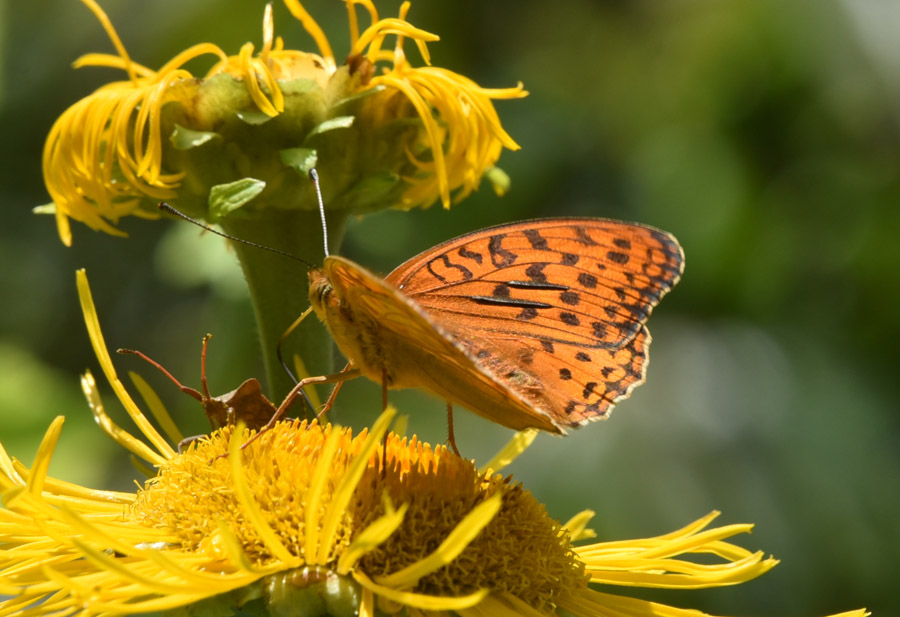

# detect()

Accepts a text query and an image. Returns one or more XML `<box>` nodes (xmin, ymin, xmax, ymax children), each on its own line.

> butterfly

<box><xmin>306</xmin><ymin>217</ymin><xmax>683</xmax><ymax>437</ymax></box>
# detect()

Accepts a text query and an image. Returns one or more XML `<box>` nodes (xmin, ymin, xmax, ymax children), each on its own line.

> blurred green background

<box><xmin>1</xmin><ymin>0</ymin><xmax>896</xmax><ymax>615</ymax></box>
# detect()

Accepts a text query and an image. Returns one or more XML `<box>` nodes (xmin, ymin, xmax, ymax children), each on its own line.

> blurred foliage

<box><xmin>1</xmin><ymin>0</ymin><xmax>897</xmax><ymax>615</ymax></box>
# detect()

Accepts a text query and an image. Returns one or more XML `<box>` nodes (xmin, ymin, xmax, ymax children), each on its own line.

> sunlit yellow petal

<box><xmin>375</xmin><ymin>491</ymin><xmax>502</xmax><ymax>589</ymax></box>
<box><xmin>354</xmin><ymin>571</ymin><xmax>489</xmax><ymax>611</ymax></box>
<box><xmin>127</xmin><ymin>371</ymin><xmax>185</xmax><ymax>446</ymax></box>
<box><xmin>76</xmin><ymin>270</ymin><xmax>175</xmax><ymax>462</ymax></box>
<box><xmin>562</xmin><ymin>509</ymin><xmax>597</xmax><ymax>542</ymax></box>
<box><xmin>227</xmin><ymin>425</ymin><xmax>297</xmax><ymax>565</ymax></box>
<box><xmin>478</xmin><ymin>428</ymin><xmax>537</xmax><ymax>474</ymax></box>
<box><xmin>317</xmin><ymin>407</ymin><xmax>397</xmax><ymax>564</ymax></box>
<box><xmin>304</xmin><ymin>425</ymin><xmax>343</xmax><ymax>563</ymax></box>
<box><xmin>337</xmin><ymin>502</ymin><xmax>409</xmax><ymax>575</ymax></box>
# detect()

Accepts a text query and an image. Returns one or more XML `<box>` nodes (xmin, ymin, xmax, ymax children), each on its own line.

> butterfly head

<box><xmin>308</xmin><ymin>268</ymin><xmax>336</xmax><ymax>319</ymax></box>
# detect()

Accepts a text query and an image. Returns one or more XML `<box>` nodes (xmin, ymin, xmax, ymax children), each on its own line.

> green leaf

<box><xmin>208</xmin><ymin>178</ymin><xmax>266</xmax><ymax>221</ymax></box>
<box><xmin>170</xmin><ymin>124</ymin><xmax>223</xmax><ymax>150</ymax></box>
<box><xmin>306</xmin><ymin>116</ymin><xmax>355</xmax><ymax>140</ymax></box>
<box><xmin>485</xmin><ymin>166</ymin><xmax>511</xmax><ymax>196</ymax></box>
<box><xmin>280</xmin><ymin>148</ymin><xmax>318</xmax><ymax>176</ymax></box>
<box><xmin>32</xmin><ymin>203</ymin><xmax>56</xmax><ymax>215</ymax></box>
<box><xmin>332</xmin><ymin>84</ymin><xmax>386</xmax><ymax>108</ymax></box>
<box><xmin>236</xmin><ymin>109</ymin><xmax>273</xmax><ymax>126</ymax></box>
<box><xmin>336</xmin><ymin>171</ymin><xmax>400</xmax><ymax>212</ymax></box>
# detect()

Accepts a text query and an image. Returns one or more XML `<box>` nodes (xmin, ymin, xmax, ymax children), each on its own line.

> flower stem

<box><xmin>219</xmin><ymin>207</ymin><xmax>348</xmax><ymax>401</ymax></box>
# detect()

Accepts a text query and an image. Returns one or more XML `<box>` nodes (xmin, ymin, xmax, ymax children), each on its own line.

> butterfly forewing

<box><xmin>386</xmin><ymin>219</ymin><xmax>683</xmax><ymax>350</ymax></box>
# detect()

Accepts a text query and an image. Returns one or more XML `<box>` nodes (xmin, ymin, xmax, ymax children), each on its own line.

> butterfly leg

<box><xmin>446</xmin><ymin>402</ymin><xmax>461</xmax><ymax>457</ymax></box>
<box><xmin>232</xmin><ymin>369</ymin><xmax>362</xmax><ymax>455</ymax></box>
<box><xmin>315</xmin><ymin>362</ymin><xmax>353</xmax><ymax>422</ymax></box>
<box><xmin>381</xmin><ymin>368</ymin><xmax>389</xmax><ymax>474</ymax></box>
<box><xmin>276</xmin><ymin>307</ymin><xmax>314</xmax><ymax>387</ymax></box>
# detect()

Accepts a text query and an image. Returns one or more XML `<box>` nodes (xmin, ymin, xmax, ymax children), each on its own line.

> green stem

<box><xmin>219</xmin><ymin>208</ymin><xmax>348</xmax><ymax>401</ymax></box>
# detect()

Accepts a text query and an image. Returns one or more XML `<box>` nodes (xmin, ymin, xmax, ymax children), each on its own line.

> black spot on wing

<box><xmin>559</xmin><ymin>291</ymin><xmax>580</xmax><ymax>306</ymax></box>
<box><xmin>607</xmin><ymin>251</ymin><xmax>629</xmax><ymax>265</ymax></box>
<box><xmin>525</xmin><ymin>263</ymin><xmax>548</xmax><ymax>283</ymax></box>
<box><xmin>518</xmin><ymin>307</ymin><xmax>538</xmax><ymax>321</ymax></box>
<box><xmin>578</xmin><ymin>272</ymin><xmax>598</xmax><ymax>289</ymax></box>
<box><xmin>560</xmin><ymin>312</ymin><xmax>580</xmax><ymax>326</ymax></box>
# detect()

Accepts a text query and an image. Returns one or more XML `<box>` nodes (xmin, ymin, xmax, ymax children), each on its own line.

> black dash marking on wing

<box><xmin>574</xmin><ymin>226</ymin><xmax>599</xmax><ymax>246</ymax></box>
<box><xmin>488</xmin><ymin>235</ymin><xmax>517</xmax><ymax>267</ymax></box>
<box><xmin>507</xmin><ymin>280</ymin><xmax>569</xmax><ymax>291</ymax></box>
<box><xmin>427</xmin><ymin>254</ymin><xmax>473</xmax><ymax>283</ymax></box>
<box><xmin>470</xmin><ymin>296</ymin><xmax>553</xmax><ymax>309</ymax></box>
<box><xmin>524</xmin><ymin>229</ymin><xmax>548</xmax><ymax>250</ymax></box>
<box><xmin>458</xmin><ymin>246</ymin><xmax>483</xmax><ymax>264</ymax></box>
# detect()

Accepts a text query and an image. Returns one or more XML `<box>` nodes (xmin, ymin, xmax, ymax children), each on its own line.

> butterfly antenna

<box><xmin>309</xmin><ymin>168</ymin><xmax>329</xmax><ymax>258</ymax></box>
<box><xmin>157</xmin><ymin>203</ymin><xmax>315</xmax><ymax>269</ymax></box>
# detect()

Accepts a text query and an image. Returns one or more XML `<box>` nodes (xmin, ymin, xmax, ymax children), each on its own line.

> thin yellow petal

<box><xmin>227</xmin><ymin>425</ymin><xmax>297</xmax><ymax>565</ymax></box>
<box><xmin>282</xmin><ymin>0</ymin><xmax>335</xmax><ymax>69</ymax></box>
<box><xmin>559</xmin><ymin>587</ymin><xmax>704</xmax><ymax>617</ymax></box>
<box><xmin>76</xmin><ymin>270</ymin><xmax>176</xmax><ymax>462</ymax></box>
<box><xmin>81</xmin><ymin>371</ymin><xmax>168</xmax><ymax>466</ymax></box>
<box><xmin>127</xmin><ymin>371</ymin><xmax>185</xmax><ymax>446</ymax></box>
<box><xmin>374</xmin><ymin>491</ymin><xmax>502</xmax><ymax>589</ymax></box>
<box><xmin>337</xmin><ymin>502</ymin><xmax>409</xmax><ymax>574</ymax></box>
<box><xmin>25</xmin><ymin>417</ymin><xmax>65</xmax><ymax>497</ymax></box>
<box><xmin>459</xmin><ymin>593</ymin><xmax>545</xmax><ymax>617</ymax></box>
<box><xmin>478</xmin><ymin>429</ymin><xmax>537</xmax><ymax>475</ymax></box>
<box><xmin>317</xmin><ymin>407</ymin><xmax>396</xmax><ymax>564</ymax></box>
<box><xmin>304</xmin><ymin>425</ymin><xmax>343</xmax><ymax>563</ymax></box>
<box><xmin>562</xmin><ymin>509</ymin><xmax>597</xmax><ymax>542</ymax></box>
<box><xmin>359</xmin><ymin>586</ymin><xmax>376</xmax><ymax>617</ymax></box>
<box><xmin>353</xmin><ymin>571</ymin><xmax>488</xmax><ymax>611</ymax></box>
<box><xmin>72</xmin><ymin>52</ymin><xmax>154</xmax><ymax>77</ymax></box>
<box><xmin>78</xmin><ymin>0</ymin><xmax>137</xmax><ymax>82</ymax></box>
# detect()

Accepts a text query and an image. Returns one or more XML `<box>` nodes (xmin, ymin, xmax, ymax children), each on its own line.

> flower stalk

<box><xmin>218</xmin><ymin>207</ymin><xmax>348</xmax><ymax>397</ymax></box>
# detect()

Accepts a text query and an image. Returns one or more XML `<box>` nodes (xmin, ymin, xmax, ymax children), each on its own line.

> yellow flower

<box><xmin>41</xmin><ymin>0</ymin><xmax>526</xmax><ymax>246</ymax></box>
<box><xmin>0</xmin><ymin>271</ymin><xmax>870</xmax><ymax>617</ymax></box>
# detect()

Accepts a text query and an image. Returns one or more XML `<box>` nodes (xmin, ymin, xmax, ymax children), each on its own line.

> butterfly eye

<box><xmin>310</xmin><ymin>278</ymin><xmax>333</xmax><ymax>308</ymax></box>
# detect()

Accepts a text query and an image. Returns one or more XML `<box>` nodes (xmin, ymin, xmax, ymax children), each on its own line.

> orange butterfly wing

<box><xmin>317</xmin><ymin>218</ymin><xmax>682</xmax><ymax>432</ymax></box>
<box><xmin>383</xmin><ymin>218</ymin><xmax>683</xmax><ymax>428</ymax></box>
<box><xmin>321</xmin><ymin>256</ymin><xmax>562</xmax><ymax>432</ymax></box>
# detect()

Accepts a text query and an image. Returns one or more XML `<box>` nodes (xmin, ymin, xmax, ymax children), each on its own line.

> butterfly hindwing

<box><xmin>449</xmin><ymin>325</ymin><xmax>651</xmax><ymax>429</ymax></box>
<box><xmin>322</xmin><ymin>256</ymin><xmax>562</xmax><ymax>432</ymax></box>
